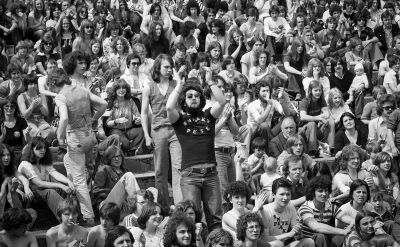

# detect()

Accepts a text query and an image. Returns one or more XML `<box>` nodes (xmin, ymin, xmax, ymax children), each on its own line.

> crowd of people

<box><xmin>2</xmin><ymin>0</ymin><xmax>400</xmax><ymax>245</ymax></box>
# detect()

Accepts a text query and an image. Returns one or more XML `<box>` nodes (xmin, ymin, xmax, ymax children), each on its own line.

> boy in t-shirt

<box><xmin>247</xmin><ymin>137</ymin><xmax>268</xmax><ymax>175</ymax></box>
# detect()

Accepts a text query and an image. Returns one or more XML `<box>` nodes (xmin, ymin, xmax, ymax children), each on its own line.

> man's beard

<box><xmin>185</xmin><ymin>104</ymin><xmax>203</xmax><ymax>116</ymax></box>
<box><xmin>259</xmin><ymin>96</ymin><xmax>268</xmax><ymax>103</ymax></box>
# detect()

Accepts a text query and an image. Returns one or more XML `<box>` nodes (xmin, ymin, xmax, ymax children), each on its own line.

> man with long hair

<box><xmin>141</xmin><ymin>54</ymin><xmax>184</xmax><ymax>208</ymax></box>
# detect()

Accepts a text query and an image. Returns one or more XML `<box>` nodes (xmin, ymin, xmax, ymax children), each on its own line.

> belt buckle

<box><xmin>200</xmin><ymin>168</ymin><xmax>207</xmax><ymax>174</ymax></box>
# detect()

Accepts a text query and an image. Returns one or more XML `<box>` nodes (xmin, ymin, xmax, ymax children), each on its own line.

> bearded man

<box><xmin>166</xmin><ymin>74</ymin><xmax>226</xmax><ymax>231</ymax></box>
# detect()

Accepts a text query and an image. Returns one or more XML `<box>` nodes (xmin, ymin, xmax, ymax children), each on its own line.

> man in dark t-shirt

<box><xmin>166</xmin><ymin>75</ymin><xmax>226</xmax><ymax>230</ymax></box>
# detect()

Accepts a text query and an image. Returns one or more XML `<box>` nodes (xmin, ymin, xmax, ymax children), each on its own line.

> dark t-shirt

<box><xmin>34</xmin><ymin>53</ymin><xmax>61</xmax><ymax>72</ymax></box>
<box><xmin>329</xmin><ymin>71</ymin><xmax>354</xmax><ymax>95</ymax></box>
<box><xmin>172</xmin><ymin>108</ymin><xmax>216</xmax><ymax>169</ymax></box>
<box><xmin>0</xmin><ymin>116</ymin><xmax>28</xmax><ymax>148</ymax></box>
<box><xmin>299</xmin><ymin>98</ymin><xmax>326</xmax><ymax>117</ymax></box>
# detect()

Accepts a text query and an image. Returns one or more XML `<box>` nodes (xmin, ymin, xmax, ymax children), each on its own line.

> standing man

<box><xmin>166</xmin><ymin>71</ymin><xmax>226</xmax><ymax>230</ymax></box>
<box><xmin>141</xmin><ymin>54</ymin><xmax>183</xmax><ymax>208</ymax></box>
<box><xmin>49</xmin><ymin>68</ymin><xmax>107</xmax><ymax>226</ymax></box>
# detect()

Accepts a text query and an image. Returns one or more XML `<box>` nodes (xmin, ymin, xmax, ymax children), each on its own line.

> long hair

<box><xmin>148</xmin><ymin>22</ymin><xmax>165</xmax><ymax>41</ymax></box>
<box><xmin>174</xmin><ymin>200</ymin><xmax>202</xmax><ymax>223</ymax></box>
<box><xmin>373</xmin><ymin>151</ymin><xmax>393</xmax><ymax>178</ymax></box>
<box><xmin>254</xmin><ymin>50</ymin><xmax>270</xmax><ymax>67</ymax></box>
<box><xmin>306</xmin><ymin>58</ymin><xmax>325</xmax><ymax>78</ymax></box>
<box><xmin>102</xmin><ymin>145</ymin><xmax>127</xmax><ymax>171</ymax></box>
<box><xmin>207</xmin><ymin>41</ymin><xmax>223</xmax><ymax>61</ymax></box>
<box><xmin>306</xmin><ymin>80</ymin><xmax>325</xmax><ymax>102</ymax></box>
<box><xmin>205</xmin><ymin>228</ymin><xmax>233</xmax><ymax>247</ymax></box>
<box><xmin>328</xmin><ymin>88</ymin><xmax>345</xmax><ymax>109</ymax></box>
<box><xmin>151</xmin><ymin>54</ymin><xmax>174</xmax><ymax>83</ymax></box>
<box><xmin>88</xmin><ymin>39</ymin><xmax>103</xmax><ymax>57</ymax></box>
<box><xmin>0</xmin><ymin>144</ymin><xmax>16</xmax><ymax>179</ymax></box>
<box><xmin>33</xmin><ymin>0</ymin><xmax>46</xmax><ymax>19</ymax></box>
<box><xmin>110</xmin><ymin>36</ymin><xmax>130</xmax><ymax>54</ymax></box>
<box><xmin>338</xmin><ymin>112</ymin><xmax>356</xmax><ymax>131</ymax></box>
<box><xmin>289</xmin><ymin>38</ymin><xmax>308</xmax><ymax>63</ymax></box>
<box><xmin>137</xmin><ymin>201</ymin><xmax>163</xmax><ymax>230</ymax></box>
<box><xmin>20</xmin><ymin>136</ymin><xmax>53</xmax><ymax>166</ymax></box>
<box><xmin>349</xmin><ymin>179</ymin><xmax>371</xmax><ymax>204</ymax></box>
<box><xmin>56</xmin><ymin>16</ymin><xmax>78</xmax><ymax>41</ymax></box>
<box><xmin>79</xmin><ymin>19</ymin><xmax>95</xmax><ymax>40</ymax></box>
<box><xmin>178</xmin><ymin>84</ymin><xmax>207</xmax><ymax>112</ymax></box>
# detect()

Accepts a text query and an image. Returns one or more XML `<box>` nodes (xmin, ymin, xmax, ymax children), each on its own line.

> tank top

<box><xmin>59</xmin><ymin>85</ymin><xmax>92</xmax><ymax>131</ymax></box>
<box><xmin>148</xmin><ymin>80</ymin><xmax>176</xmax><ymax>130</ymax></box>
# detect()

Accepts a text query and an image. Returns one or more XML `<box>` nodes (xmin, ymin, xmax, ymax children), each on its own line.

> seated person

<box><xmin>46</xmin><ymin>197</ymin><xmax>89</xmax><ymax>247</ymax></box>
<box><xmin>92</xmin><ymin>145</ymin><xmax>140</xmax><ymax>213</ymax></box>
<box><xmin>0</xmin><ymin>63</ymin><xmax>25</xmax><ymax>105</ymax></box>
<box><xmin>123</xmin><ymin>189</ymin><xmax>156</xmax><ymax>228</ymax></box>
<box><xmin>298</xmin><ymin>176</ymin><xmax>349</xmax><ymax>247</ymax></box>
<box><xmin>17</xmin><ymin>77</ymin><xmax>56</xmax><ymax>145</ymax></box>
<box><xmin>105</xmin><ymin>79</ymin><xmax>144</xmax><ymax>155</ymax></box>
<box><xmin>277</xmin><ymin>135</ymin><xmax>314</xmax><ymax>177</ymax></box>
<box><xmin>361</xmin><ymin>86</ymin><xmax>386</xmax><ymax>125</ymax></box>
<box><xmin>269</xmin><ymin>117</ymin><xmax>297</xmax><ymax>158</ymax></box>
<box><xmin>87</xmin><ymin>202</ymin><xmax>121</xmax><ymax>247</ymax></box>
<box><xmin>234</xmin><ymin>213</ymin><xmax>272</xmax><ymax>247</ymax></box>
<box><xmin>299</xmin><ymin>80</ymin><xmax>335</xmax><ymax>157</ymax></box>
<box><xmin>282</xmin><ymin>155</ymin><xmax>309</xmax><ymax>207</ymax></box>
<box><xmin>247</xmin><ymin>137</ymin><xmax>268</xmax><ymax>175</ymax></box>
<box><xmin>343</xmin><ymin>212</ymin><xmax>400</xmax><ymax>247</ymax></box>
<box><xmin>18</xmin><ymin>137</ymin><xmax>74</xmax><ymax>219</ymax></box>
<box><xmin>0</xmin><ymin>208</ymin><xmax>37</xmax><ymax>247</ymax></box>
<box><xmin>259</xmin><ymin>157</ymin><xmax>281</xmax><ymax>202</ymax></box>
<box><xmin>260</xmin><ymin>178</ymin><xmax>314</xmax><ymax>246</ymax></box>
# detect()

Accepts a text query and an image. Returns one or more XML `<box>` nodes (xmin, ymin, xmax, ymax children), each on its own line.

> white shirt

<box><xmin>247</xmin><ymin>99</ymin><xmax>284</xmax><ymax>131</ymax></box>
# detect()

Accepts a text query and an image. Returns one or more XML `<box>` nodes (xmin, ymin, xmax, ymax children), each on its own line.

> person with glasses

<box><xmin>18</xmin><ymin>137</ymin><xmax>74</xmax><ymax>219</ymax></box>
<box><xmin>35</xmin><ymin>32</ymin><xmax>62</xmax><ymax>76</ymax></box>
<box><xmin>367</xmin><ymin>94</ymin><xmax>394</xmax><ymax>150</ymax></box>
<box><xmin>120</xmin><ymin>53</ymin><xmax>149</xmax><ymax>98</ymax></box>
<box><xmin>234</xmin><ymin>212</ymin><xmax>270</xmax><ymax>247</ymax></box>
<box><xmin>75</xmin><ymin>5</ymin><xmax>88</xmax><ymax>30</ymax></box>
<box><xmin>132</xmin><ymin>43</ymin><xmax>154</xmax><ymax>75</ymax></box>
<box><xmin>92</xmin><ymin>145</ymin><xmax>141</xmax><ymax>214</ymax></box>
<box><xmin>72</xmin><ymin>19</ymin><xmax>96</xmax><ymax>53</ymax></box>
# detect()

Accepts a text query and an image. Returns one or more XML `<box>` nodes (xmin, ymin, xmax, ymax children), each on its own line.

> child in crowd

<box><xmin>260</xmin><ymin>157</ymin><xmax>281</xmax><ymax>202</ymax></box>
<box><xmin>46</xmin><ymin>197</ymin><xmax>88</xmax><ymax>247</ymax></box>
<box><xmin>87</xmin><ymin>202</ymin><xmax>121</xmax><ymax>247</ymax></box>
<box><xmin>247</xmin><ymin>137</ymin><xmax>268</xmax><ymax>176</ymax></box>
<box><xmin>366</xmin><ymin>192</ymin><xmax>394</xmax><ymax>223</ymax></box>
<box><xmin>361</xmin><ymin>140</ymin><xmax>381</xmax><ymax>172</ymax></box>
<box><xmin>347</xmin><ymin>63</ymin><xmax>368</xmax><ymax>117</ymax></box>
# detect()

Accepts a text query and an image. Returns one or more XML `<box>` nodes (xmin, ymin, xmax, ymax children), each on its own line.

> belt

<box><xmin>190</xmin><ymin>166</ymin><xmax>217</xmax><ymax>174</ymax></box>
<box><xmin>215</xmin><ymin>147</ymin><xmax>236</xmax><ymax>154</ymax></box>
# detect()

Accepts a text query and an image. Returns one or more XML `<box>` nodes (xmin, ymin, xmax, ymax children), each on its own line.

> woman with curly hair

<box><xmin>56</xmin><ymin>15</ymin><xmax>78</xmax><ymax>57</ymax></box>
<box><xmin>163</xmin><ymin>212</ymin><xmax>196</xmax><ymax>247</ymax></box>
<box><xmin>18</xmin><ymin>136</ymin><xmax>74</xmax><ymax>218</ymax></box>
<box><xmin>332</xmin><ymin>144</ymin><xmax>373</xmax><ymax>203</ymax></box>
<box><xmin>205</xmin><ymin>228</ymin><xmax>233</xmax><ymax>247</ymax></box>
<box><xmin>205</xmin><ymin>19</ymin><xmax>227</xmax><ymax>54</ymax></box>
<box><xmin>102</xmin><ymin>21</ymin><xmax>123</xmax><ymax>59</ymax></box>
<box><xmin>105</xmin><ymin>79</ymin><xmax>144</xmax><ymax>154</ymax></box>
<box><xmin>298</xmin><ymin>175</ymin><xmax>349</xmax><ymax>247</ymax></box>
<box><xmin>108</xmin><ymin>36</ymin><xmax>131</xmax><ymax>74</ymax></box>
<box><xmin>235</xmin><ymin>212</ymin><xmax>268</xmax><ymax>247</ymax></box>
<box><xmin>72</xmin><ymin>19</ymin><xmax>96</xmax><ymax>53</ymax></box>
<box><xmin>129</xmin><ymin>201</ymin><xmax>165</xmax><ymax>247</ymax></box>
<box><xmin>183</xmin><ymin>0</ymin><xmax>204</xmax><ymax>26</ymax></box>
<box><xmin>143</xmin><ymin>22</ymin><xmax>170</xmax><ymax>59</ymax></box>
<box><xmin>35</xmin><ymin>32</ymin><xmax>62</xmax><ymax>75</ymax></box>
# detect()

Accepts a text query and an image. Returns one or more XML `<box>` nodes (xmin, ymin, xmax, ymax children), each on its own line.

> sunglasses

<box><xmin>85</xmin><ymin>26</ymin><xmax>94</xmax><ymax>29</ymax></box>
<box><xmin>383</xmin><ymin>106</ymin><xmax>394</xmax><ymax>111</ymax></box>
<box><xmin>112</xmin><ymin>155</ymin><xmax>122</xmax><ymax>160</ymax></box>
<box><xmin>44</xmin><ymin>42</ymin><xmax>52</xmax><ymax>46</ymax></box>
<box><xmin>131</xmin><ymin>62</ymin><xmax>140</xmax><ymax>66</ymax></box>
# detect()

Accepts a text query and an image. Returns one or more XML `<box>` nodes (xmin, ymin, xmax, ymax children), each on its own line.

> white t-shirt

<box><xmin>260</xmin><ymin>202</ymin><xmax>298</xmax><ymax>236</ymax></box>
<box><xmin>383</xmin><ymin>69</ymin><xmax>397</xmax><ymax>95</ymax></box>
<box><xmin>260</xmin><ymin>173</ymin><xmax>282</xmax><ymax>192</ymax></box>
<box><xmin>247</xmin><ymin>99</ymin><xmax>284</xmax><ymax>131</ymax></box>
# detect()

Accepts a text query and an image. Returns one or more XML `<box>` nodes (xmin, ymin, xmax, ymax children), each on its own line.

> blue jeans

<box><xmin>64</xmin><ymin>128</ymin><xmax>96</xmax><ymax>219</ymax></box>
<box><xmin>152</xmin><ymin>126</ymin><xmax>182</xmax><ymax>208</ymax></box>
<box><xmin>180</xmin><ymin>166</ymin><xmax>222</xmax><ymax>230</ymax></box>
<box><xmin>215</xmin><ymin>151</ymin><xmax>235</xmax><ymax>199</ymax></box>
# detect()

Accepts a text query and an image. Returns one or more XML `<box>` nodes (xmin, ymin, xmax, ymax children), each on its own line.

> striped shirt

<box><xmin>297</xmin><ymin>200</ymin><xmax>338</xmax><ymax>238</ymax></box>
